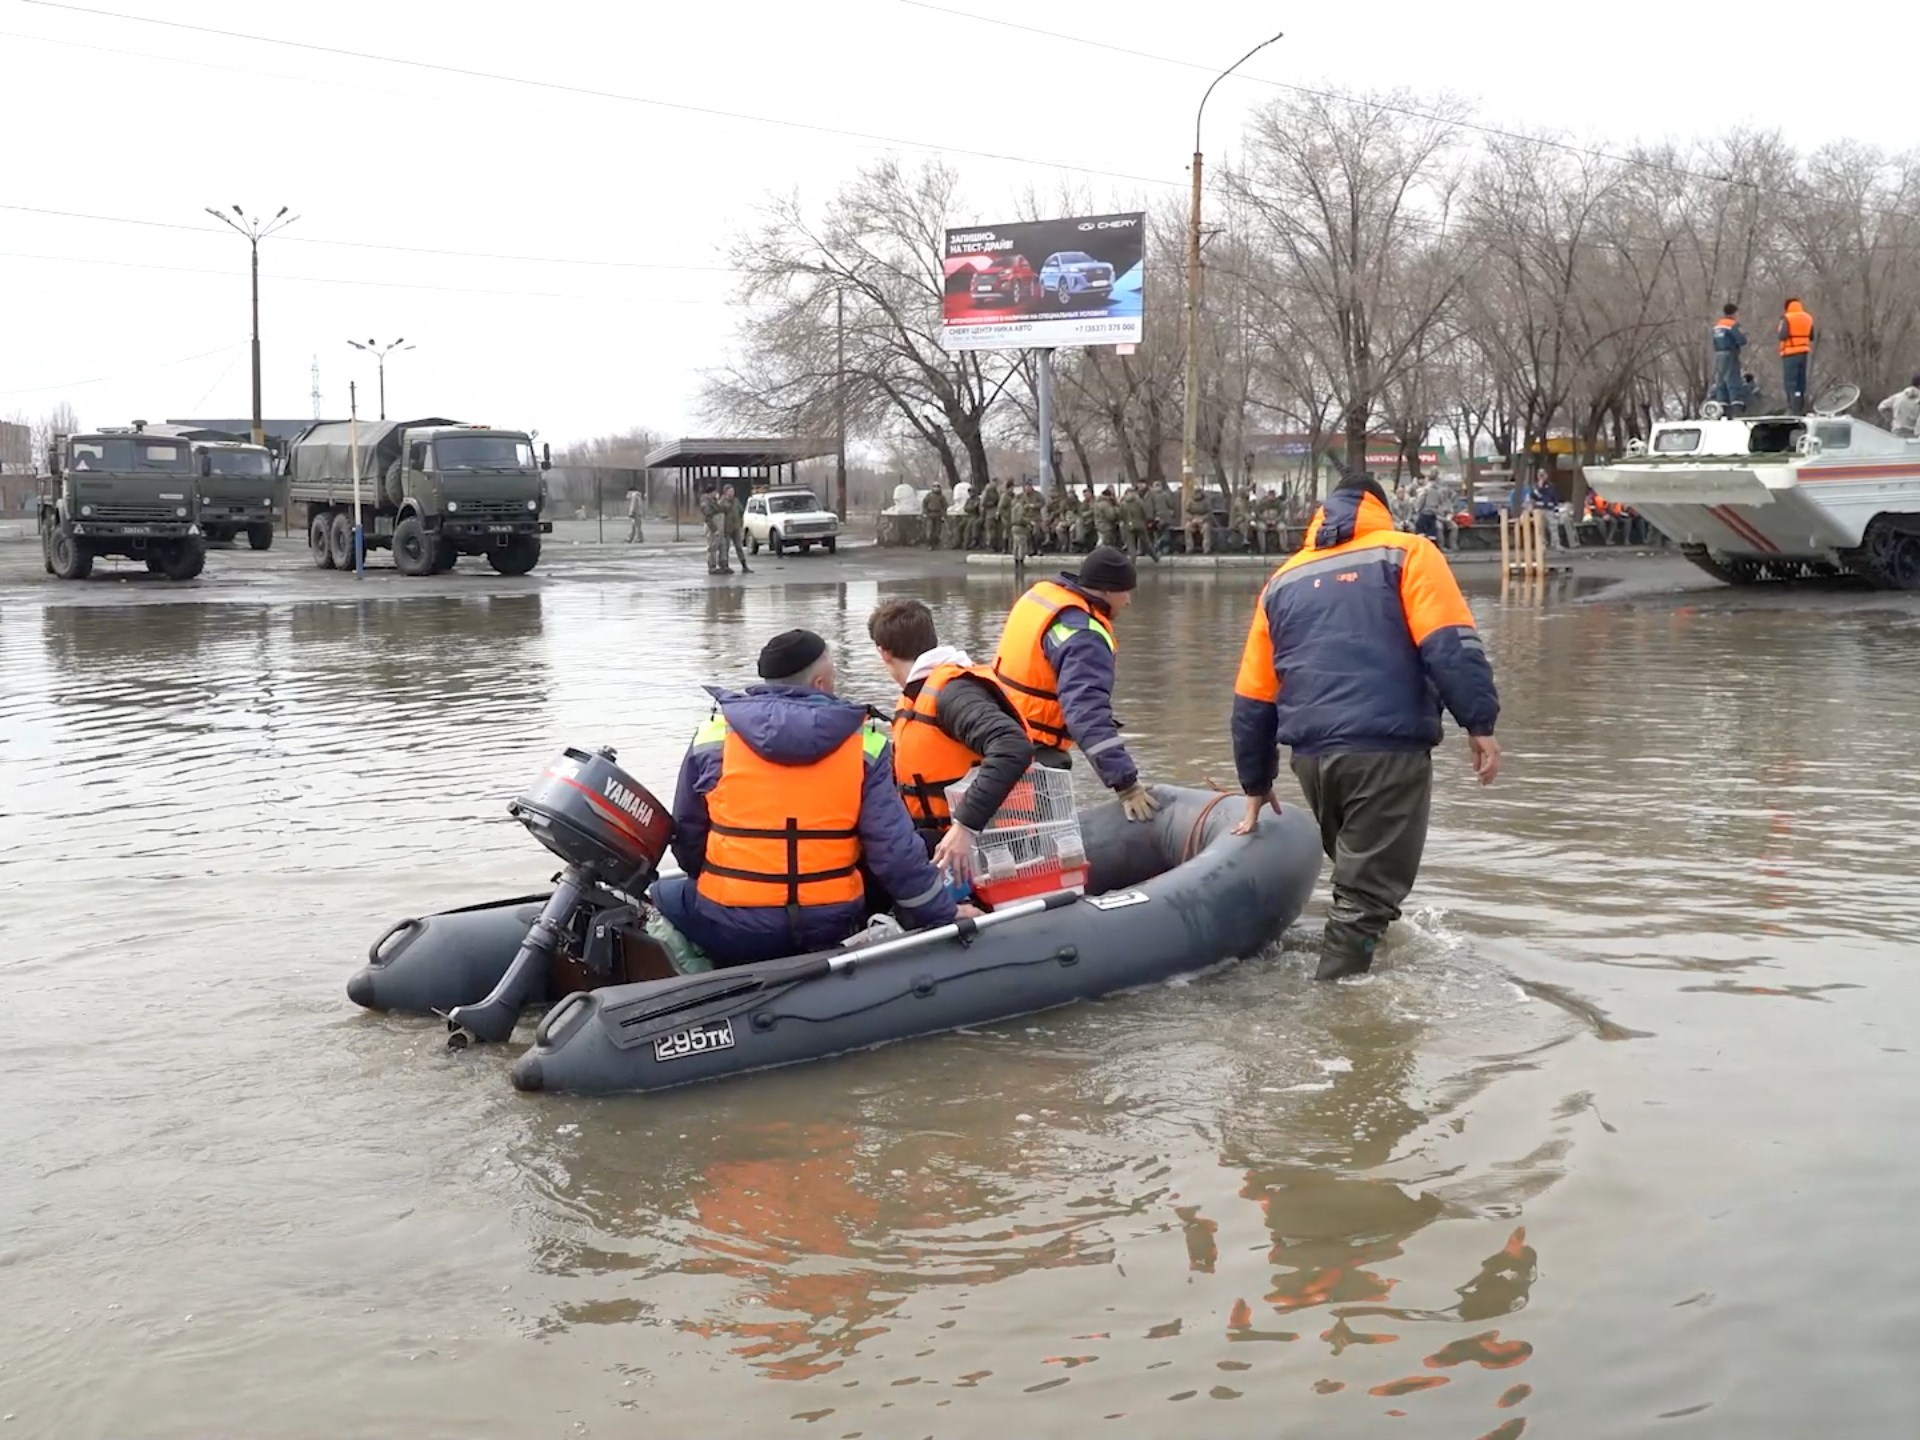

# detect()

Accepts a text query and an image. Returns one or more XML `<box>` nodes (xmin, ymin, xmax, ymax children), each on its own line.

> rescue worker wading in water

<box><xmin>868</xmin><ymin>597</ymin><xmax>1035</xmax><ymax>881</ymax></box>
<box><xmin>992</xmin><ymin>545</ymin><xmax>1158</xmax><ymax>822</ymax></box>
<box><xmin>650</xmin><ymin>629</ymin><xmax>959</xmax><ymax>968</ymax></box>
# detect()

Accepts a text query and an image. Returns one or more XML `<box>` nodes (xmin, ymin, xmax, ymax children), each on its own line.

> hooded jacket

<box><xmin>652</xmin><ymin>684</ymin><xmax>954</xmax><ymax>966</ymax></box>
<box><xmin>1231</xmin><ymin>485</ymin><xmax>1499</xmax><ymax>790</ymax></box>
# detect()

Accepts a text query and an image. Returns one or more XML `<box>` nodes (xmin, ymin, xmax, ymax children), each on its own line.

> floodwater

<box><xmin>4</xmin><ymin>554</ymin><xmax>1920</xmax><ymax>1439</ymax></box>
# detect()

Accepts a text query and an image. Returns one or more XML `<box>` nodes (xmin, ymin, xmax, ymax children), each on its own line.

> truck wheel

<box><xmin>769</xmin><ymin>528</ymin><xmax>784</xmax><ymax>556</ymax></box>
<box><xmin>392</xmin><ymin>516</ymin><xmax>433</xmax><ymax>576</ymax></box>
<box><xmin>328</xmin><ymin>511</ymin><xmax>354</xmax><ymax>570</ymax></box>
<box><xmin>49</xmin><ymin>524</ymin><xmax>92</xmax><ymax>580</ymax></box>
<box><xmin>486</xmin><ymin>534</ymin><xmax>541</xmax><ymax>576</ymax></box>
<box><xmin>157</xmin><ymin>537</ymin><xmax>208</xmax><ymax>581</ymax></box>
<box><xmin>246</xmin><ymin>524</ymin><xmax>274</xmax><ymax>551</ymax></box>
<box><xmin>824</xmin><ymin>537</ymin><xmax>837</xmax><ymax>554</ymax></box>
<box><xmin>310</xmin><ymin>512</ymin><xmax>335</xmax><ymax>568</ymax></box>
<box><xmin>432</xmin><ymin>539</ymin><xmax>459</xmax><ymax>573</ymax></box>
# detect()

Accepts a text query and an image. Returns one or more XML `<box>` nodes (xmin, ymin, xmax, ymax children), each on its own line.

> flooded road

<box><xmin>4</xmin><ymin>551</ymin><xmax>1919</xmax><ymax>1438</ymax></box>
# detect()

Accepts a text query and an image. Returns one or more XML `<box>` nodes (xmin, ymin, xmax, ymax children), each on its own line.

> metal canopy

<box><xmin>641</xmin><ymin>436</ymin><xmax>833</xmax><ymax>470</ymax></box>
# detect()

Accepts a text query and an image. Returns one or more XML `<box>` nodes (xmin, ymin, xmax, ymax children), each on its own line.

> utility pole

<box><xmin>1179</xmin><ymin>32</ymin><xmax>1283</xmax><ymax>518</ymax></box>
<box><xmin>834</xmin><ymin>288</ymin><xmax>848</xmax><ymax>521</ymax></box>
<box><xmin>206</xmin><ymin>204</ymin><xmax>298</xmax><ymax>446</ymax></box>
<box><xmin>347</xmin><ymin>338</ymin><xmax>413</xmax><ymax>421</ymax></box>
<box><xmin>1035</xmin><ymin>349</ymin><xmax>1055</xmax><ymax>496</ymax></box>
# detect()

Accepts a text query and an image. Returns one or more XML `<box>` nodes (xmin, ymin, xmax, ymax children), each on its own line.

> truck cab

<box><xmin>191</xmin><ymin>440</ymin><xmax>281</xmax><ymax>550</ymax></box>
<box><xmin>40</xmin><ymin>424</ymin><xmax>208</xmax><ymax>581</ymax></box>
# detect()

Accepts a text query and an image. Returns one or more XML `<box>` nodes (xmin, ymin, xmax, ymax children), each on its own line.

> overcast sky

<box><xmin>1</xmin><ymin>0</ymin><xmax>1892</xmax><ymax>445</ymax></box>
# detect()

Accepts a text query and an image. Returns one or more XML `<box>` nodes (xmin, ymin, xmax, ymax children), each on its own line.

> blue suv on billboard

<box><xmin>1039</xmin><ymin>251</ymin><xmax>1115</xmax><ymax>308</ymax></box>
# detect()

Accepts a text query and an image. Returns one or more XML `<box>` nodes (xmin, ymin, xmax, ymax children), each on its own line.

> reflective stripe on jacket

<box><xmin>695</xmin><ymin>718</ymin><xmax>881</xmax><ymax>911</ymax></box>
<box><xmin>891</xmin><ymin>661</ymin><xmax>1003</xmax><ymax>830</ymax></box>
<box><xmin>1779</xmin><ymin>304</ymin><xmax>1814</xmax><ymax>357</ymax></box>
<box><xmin>991</xmin><ymin>579</ymin><xmax>1116</xmax><ymax>750</ymax></box>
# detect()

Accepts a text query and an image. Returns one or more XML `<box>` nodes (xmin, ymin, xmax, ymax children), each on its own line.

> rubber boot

<box><xmin>1314</xmin><ymin>923</ymin><xmax>1377</xmax><ymax>982</ymax></box>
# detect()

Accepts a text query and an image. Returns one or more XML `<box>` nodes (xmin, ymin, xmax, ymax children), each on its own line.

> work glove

<box><xmin>1117</xmin><ymin>781</ymin><xmax>1159</xmax><ymax>823</ymax></box>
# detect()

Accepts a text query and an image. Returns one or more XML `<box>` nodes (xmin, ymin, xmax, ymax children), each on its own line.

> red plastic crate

<box><xmin>975</xmin><ymin>862</ymin><xmax>1089</xmax><ymax>909</ymax></box>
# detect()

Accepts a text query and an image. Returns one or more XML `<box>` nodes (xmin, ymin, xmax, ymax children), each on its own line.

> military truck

<box><xmin>284</xmin><ymin>417</ymin><xmax>551</xmax><ymax>576</ymax></box>
<box><xmin>142</xmin><ymin>425</ymin><xmax>283</xmax><ymax>549</ymax></box>
<box><xmin>39</xmin><ymin>423</ymin><xmax>207</xmax><ymax>581</ymax></box>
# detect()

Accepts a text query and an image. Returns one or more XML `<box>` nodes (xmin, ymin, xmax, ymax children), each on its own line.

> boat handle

<box><xmin>368</xmin><ymin>917</ymin><xmax>422</xmax><ymax>966</ymax></box>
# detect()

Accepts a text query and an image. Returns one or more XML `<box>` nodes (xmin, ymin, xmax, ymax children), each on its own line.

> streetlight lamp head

<box><xmin>274</xmin><ymin>206</ymin><xmax>288</xmax><ymax>219</ymax></box>
<box><xmin>232</xmin><ymin>203</ymin><xmax>244</xmax><ymax>216</ymax></box>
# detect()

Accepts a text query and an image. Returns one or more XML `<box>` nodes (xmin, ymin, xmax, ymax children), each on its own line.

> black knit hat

<box><xmin>1076</xmin><ymin>545</ymin><xmax>1137</xmax><ymax>593</ymax></box>
<box><xmin>757</xmin><ymin>628</ymin><xmax>828</xmax><ymax>679</ymax></box>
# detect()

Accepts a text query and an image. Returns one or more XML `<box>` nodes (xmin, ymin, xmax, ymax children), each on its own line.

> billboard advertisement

<box><xmin>939</xmin><ymin>211</ymin><xmax>1145</xmax><ymax>352</ymax></box>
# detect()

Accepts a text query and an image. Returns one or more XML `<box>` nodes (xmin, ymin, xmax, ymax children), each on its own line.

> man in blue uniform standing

<box><xmin>1710</xmin><ymin>302</ymin><xmax>1747</xmax><ymax>414</ymax></box>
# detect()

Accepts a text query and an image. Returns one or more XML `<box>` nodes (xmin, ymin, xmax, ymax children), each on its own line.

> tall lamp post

<box><xmin>1180</xmin><ymin>31</ymin><xmax>1283</xmax><ymax>518</ymax></box>
<box><xmin>206</xmin><ymin>204</ymin><xmax>298</xmax><ymax>446</ymax></box>
<box><xmin>347</xmin><ymin>338</ymin><xmax>413</xmax><ymax>421</ymax></box>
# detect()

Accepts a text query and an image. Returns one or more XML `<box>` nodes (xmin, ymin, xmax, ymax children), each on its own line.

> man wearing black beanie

<box><xmin>651</xmin><ymin>628</ymin><xmax>958</xmax><ymax>966</ymax></box>
<box><xmin>992</xmin><ymin>544</ymin><xmax>1158</xmax><ymax>822</ymax></box>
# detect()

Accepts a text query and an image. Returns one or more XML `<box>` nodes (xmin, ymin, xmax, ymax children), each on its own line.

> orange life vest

<box><xmin>991</xmin><ymin>580</ymin><xmax>1117</xmax><ymax>750</ymax></box>
<box><xmin>891</xmin><ymin>662</ymin><xmax>1008</xmax><ymax>832</ymax></box>
<box><xmin>1779</xmin><ymin>306</ymin><xmax>1813</xmax><ymax>357</ymax></box>
<box><xmin>695</xmin><ymin>722</ymin><xmax>873</xmax><ymax>912</ymax></box>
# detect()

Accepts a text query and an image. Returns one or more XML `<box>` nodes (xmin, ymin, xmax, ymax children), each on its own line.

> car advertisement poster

<box><xmin>939</xmin><ymin>211</ymin><xmax>1145</xmax><ymax>352</ymax></box>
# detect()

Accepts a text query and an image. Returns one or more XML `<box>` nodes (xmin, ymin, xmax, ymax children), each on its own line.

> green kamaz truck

<box><xmin>284</xmin><ymin>417</ymin><xmax>551</xmax><ymax>576</ymax></box>
<box><xmin>39</xmin><ymin>423</ymin><xmax>208</xmax><ymax>581</ymax></box>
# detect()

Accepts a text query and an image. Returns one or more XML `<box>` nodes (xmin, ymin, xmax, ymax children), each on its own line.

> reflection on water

<box><xmin>3</xmin><ymin>569</ymin><xmax>1919</xmax><ymax>1436</ymax></box>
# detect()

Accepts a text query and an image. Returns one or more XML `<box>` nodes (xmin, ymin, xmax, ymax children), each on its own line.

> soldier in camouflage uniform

<box><xmin>1228</xmin><ymin>489</ymin><xmax>1252</xmax><ymax>553</ymax></box>
<box><xmin>1256</xmin><ymin>490</ymin><xmax>1284</xmax><ymax>557</ymax></box>
<box><xmin>1075</xmin><ymin>489</ymin><xmax>1098</xmax><ymax>551</ymax></box>
<box><xmin>698</xmin><ymin>483</ymin><xmax>728</xmax><ymax>575</ymax></box>
<box><xmin>1019</xmin><ymin>482</ymin><xmax>1045</xmax><ymax>552</ymax></box>
<box><xmin>1119</xmin><ymin>484</ymin><xmax>1151</xmax><ymax>560</ymax></box>
<box><xmin>1184</xmin><ymin>483</ymin><xmax>1214</xmax><ymax>555</ymax></box>
<box><xmin>922</xmin><ymin>483</ymin><xmax>947</xmax><ymax>549</ymax></box>
<box><xmin>1092</xmin><ymin>487</ymin><xmax>1121</xmax><ymax>549</ymax></box>
<box><xmin>723</xmin><ymin>482</ymin><xmax>752</xmax><ymax>572</ymax></box>
<box><xmin>959</xmin><ymin>484</ymin><xmax>983</xmax><ymax>549</ymax></box>
<box><xmin>981</xmin><ymin>480</ymin><xmax>1004</xmax><ymax>552</ymax></box>
<box><xmin>1052</xmin><ymin>487</ymin><xmax>1080</xmax><ymax>554</ymax></box>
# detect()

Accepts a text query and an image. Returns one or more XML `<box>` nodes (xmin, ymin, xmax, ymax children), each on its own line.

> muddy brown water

<box><xmin>3</xmin><ymin>553</ymin><xmax>1919</xmax><ymax>1438</ymax></box>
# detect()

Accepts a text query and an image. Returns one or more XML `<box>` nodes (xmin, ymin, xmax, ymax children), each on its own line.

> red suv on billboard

<box><xmin>969</xmin><ymin>253</ymin><xmax>1038</xmax><ymax>309</ymax></box>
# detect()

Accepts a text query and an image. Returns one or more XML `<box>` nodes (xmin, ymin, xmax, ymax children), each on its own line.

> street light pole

<box><xmin>1180</xmin><ymin>31</ymin><xmax>1282</xmax><ymax>519</ymax></box>
<box><xmin>347</xmin><ymin>338</ymin><xmax>413</xmax><ymax>421</ymax></box>
<box><xmin>206</xmin><ymin>204</ymin><xmax>298</xmax><ymax>446</ymax></box>
<box><xmin>834</xmin><ymin>288</ymin><xmax>848</xmax><ymax>522</ymax></box>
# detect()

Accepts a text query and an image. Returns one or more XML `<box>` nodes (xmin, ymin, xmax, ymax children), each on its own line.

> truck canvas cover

<box><xmin>284</xmin><ymin>418</ymin><xmax>460</xmax><ymax>483</ymax></box>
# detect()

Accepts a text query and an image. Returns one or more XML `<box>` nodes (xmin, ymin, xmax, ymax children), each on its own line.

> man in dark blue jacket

<box><xmin>1710</xmin><ymin>302</ymin><xmax>1747</xmax><ymax>413</ymax></box>
<box><xmin>651</xmin><ymin>629</ymin><xmax>956</xmax><ymax>967</ymax></box>
<box><xmin>1232</xmin><ymin>475</ymin><xmax>1501</xmax><ymax>980</ymax></box>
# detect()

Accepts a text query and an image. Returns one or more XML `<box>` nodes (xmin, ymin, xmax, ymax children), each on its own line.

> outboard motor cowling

<box><xmin>446</xmin><ymin>746</ymin><xmax>674</xmax><ymax>1046</ymax></box>
<box><xmin>511</xmin><ymin>746</ymin><xmax>673</xmax><ymax>890</ymax></box>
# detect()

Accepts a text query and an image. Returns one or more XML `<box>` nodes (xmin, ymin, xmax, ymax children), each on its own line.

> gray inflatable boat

<box><xmin>347</xmin><ymin>748</ymin><xmax>1321</xmax><ymax>1096</ymax></box>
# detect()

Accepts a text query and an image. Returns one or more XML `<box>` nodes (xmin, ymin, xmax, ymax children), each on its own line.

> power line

<box><xmin>0</xmin><ymin>342</ymin><xmax>242</xmax><ymax>397</ymax></box>
<box><xmin>0</xmin><ymin>202</ymin><xmax>740</xmax><ymax>273</ymax></box>
<box><xmin>893</xmin><ymin>0</ymin><xmax>1920</xmax><ymax>222</ymax></box>
<box><xmin>0</xmin><ymin>250</ymin><xmax>740</xmax><ymax>305</ymax></box>
<box><xmin>17</xmin><ymin>0</ymin><xmax>1179</xmax><ymax>190</ymax></box>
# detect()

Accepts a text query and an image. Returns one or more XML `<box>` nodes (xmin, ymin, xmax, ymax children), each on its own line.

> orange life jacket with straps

<box><xmin>1780</xmin><ymin>306</ymin><xmax>1813</xmax><ymax>357</ymax></box>
<box><xmin>695</xmin><ymin>719</ymin><xmax>881</xmax><ymax>914</ymax></box>
<box><xmin>890</xmin><ymin>661</ymin><xmax>1012</xmax><ymax>833</ymax></box>
<box><xmin>991</xmin><ymin>580</ymin><xmax>1117</xmax><ymax>750</ymax></box>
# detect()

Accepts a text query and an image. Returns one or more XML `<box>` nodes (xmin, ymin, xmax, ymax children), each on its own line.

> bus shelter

<box><xmin>640</xmin><ymin>437</ymin><xmax>836</xmax><ymax>540</ymax></box>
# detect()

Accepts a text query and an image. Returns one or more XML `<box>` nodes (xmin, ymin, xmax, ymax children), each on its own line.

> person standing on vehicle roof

<box><xmin>869</xmin><ymin>598</ymin><xmax>1035</xmax><ymax>878</ymax></box>
<box><xmin>992</xmin><ymin>545</ymin><xmax>1157</xmax><ymax>823</ymax></box>
<box><xmin>1877</xmin><ymin>375</ymin><xmax>1920</xmax><ymax>437</ymax></box>
<box><xmin>1709</xmin><ymin>302</ymin><xmax>1748</xmax><ymax>414</ymax></box>
<box><xmin>1230</xmin><ymin>470</ymin><xmax>1501</xmax><ymax>981</ymax></box>
<box><xmin>650</xmin><ymin>629</ymin><xmax>958</xmax><ymax>968</ymax></box>
<box><xmin>1778</xmin><ymin>297</ymin><xmax>1817</xmax><ymax>416</ymax></box>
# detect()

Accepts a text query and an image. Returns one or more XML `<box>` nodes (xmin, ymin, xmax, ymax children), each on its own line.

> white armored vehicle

<box><xmin>1585</xmin><ymin>385</ymin><xmax>1920</xmax><ymax>589</ymax></box>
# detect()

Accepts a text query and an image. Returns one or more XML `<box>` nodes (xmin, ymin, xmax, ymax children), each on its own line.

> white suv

<box><xmin>743</xmin><ymin>488</ymin><xmax>839</xmax><ymax>555</ymax></box>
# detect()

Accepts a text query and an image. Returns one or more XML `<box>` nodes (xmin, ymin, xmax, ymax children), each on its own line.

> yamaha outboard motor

<box><xmin>446</xmin><ymin>745</ymin><xmax>673</xmax><ymax>1045</ymax></box>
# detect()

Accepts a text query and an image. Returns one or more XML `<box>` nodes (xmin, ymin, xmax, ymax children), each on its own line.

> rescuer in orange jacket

<box><xmin>651</xmin><ymin>629</ymin><xmax>957</xmax><ymax>967</ymax></box>
<box><xmin>1778</xmin><ymin>298</ymin><xmax>1817</xmax><ymax>416</ymax></box>
<box><xmin>1231</xmin><ymin>471</ymin><xmax>1501</xmax><ymax>980</ymax></box>
<box><xmin>992</xmin><ymin>545</ymin><xmax>1157</xmax><ymax>822</ymax></box>
<box><xmin>869</xmin><ymin>597</ymin><xmax>1034</xmax><ymax>878</ymax></box>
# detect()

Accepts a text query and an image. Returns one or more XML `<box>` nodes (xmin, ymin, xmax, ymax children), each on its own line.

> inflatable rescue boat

<box><xmin>346</xmin><ymin>745</ymin><xmax>1322</xmax><ymax>1095</ymax></box>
